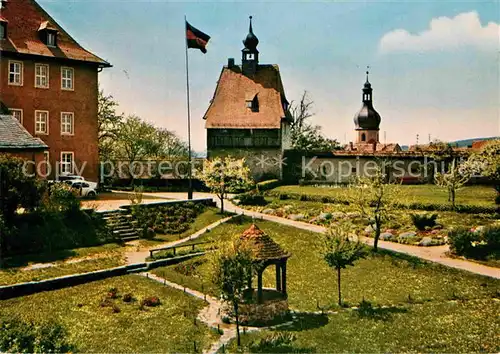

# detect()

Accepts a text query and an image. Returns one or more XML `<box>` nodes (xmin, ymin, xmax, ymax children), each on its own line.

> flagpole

<box><xmin>184</xmin><ymin>15</ymin><xmax>193</xmax><ymax>200</ymax></box>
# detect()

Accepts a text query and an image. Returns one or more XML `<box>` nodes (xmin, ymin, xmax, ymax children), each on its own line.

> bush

<box><xmin>256</xmin><ymin>179</ymin><xmax>281</xmax><ymax>192</ymax></box>
<box><xmin>238</xmin><ymin>192</ymin><xmax>268</xmax><ymax>206</ymax></box>
<box><xmin>123</xmin><ymin>293</ymin><xmax>134</xmax><ymax>303</ymax></box>
<box><xmin>482</xmin><ymin>225</ymin><xmax>500</xmax><ymax>251</ymax></box>
<box><xmin>448</xmin><ymin>228</ymin><xmax>481</xmax><ymax>257</ymax></box>
<box><xmin>0</xmin><ymin>318</ymin><xmax>75</xmax><ymax>353</ymax></box>
<box><xmin>140</xmin><ymin>296</ymin><xmax>161</xmax><ymax>308</ymax></box>
<box><xmin>410</xmin><ymin>213</ymin><xmax>438</xmax><ymax>231</ymax></box>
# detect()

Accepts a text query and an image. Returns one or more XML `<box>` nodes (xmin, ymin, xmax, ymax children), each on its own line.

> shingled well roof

<box><xmin>0</xmin><ymin>115</ymin><xmax>48</xmax><ymax>150</ymax></box>
<box><xmin>204</xmin><ymin>65</ymin><xmax>290</xmax><ymax>129</ymax></box>
<box><xmin>240</xmin><ymin>224</ymin><xmax>290</xmax><ymax>261</ymax></box>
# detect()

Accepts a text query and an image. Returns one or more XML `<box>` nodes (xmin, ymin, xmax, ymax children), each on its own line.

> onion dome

<box><xmin>354</xmin><ymin>71</ymin><xmax>381</xmax><ymax>131</ymax></box>
<box><xmin>243</xmin><ymin>16</ymin><xmax>259</xmax><ymax>50</ymax></box>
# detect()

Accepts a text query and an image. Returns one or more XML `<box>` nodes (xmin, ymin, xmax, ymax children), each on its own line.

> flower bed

<box><xmin>240</xmin><ymin>199</ymin><xmax>498</xmax><ymax>247</ymax></box>
<box><xmin>131</xmin><ymin>202</ymin><xmax>206</xmax><ymax>237</ymax></box>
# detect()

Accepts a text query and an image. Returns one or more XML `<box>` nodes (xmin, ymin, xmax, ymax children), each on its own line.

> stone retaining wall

<box><xmin>0</xmin><ymin>253</ymin><xmax>204</xmax><ymax>300</ymax></box>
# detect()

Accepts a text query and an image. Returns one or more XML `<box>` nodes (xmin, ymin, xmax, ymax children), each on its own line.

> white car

<box><xmin>64</xmin><ymin>180</ymin><xmax>99</xmax><ymax>198</ymax></box>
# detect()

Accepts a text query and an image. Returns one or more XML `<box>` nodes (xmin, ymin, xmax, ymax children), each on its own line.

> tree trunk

<box><xmin>337</xmin><ymin>267</ymin><xmax>342</xmax><ymax>306</ymax></box>
<box><xmin>373</xmin><ymin>217</ymin><xmax>381</xmax><ymax>252</ymax></box>
<box><xmin>234</xmin><ymin>302</ymin><xmax>241</xmax><ymax>346</ymax></box>
<box><xmin>451</xmin><ymin>188</ymin><xmax>456</xmax><ymax>209</ymax></box>
<box><xmin>220</xmin><ymin>196</ymin><xmax>224</xmax><ymax>214</ymax></box>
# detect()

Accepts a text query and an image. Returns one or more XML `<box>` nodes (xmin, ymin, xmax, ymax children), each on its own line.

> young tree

<box><xmin>211</xmin><ymin>238</ymin><xmax>254</xmax><ymax>347</ymax></box>
<box><xmin>199</xmin><ymin>157</ymin><xmax>253</xmax><ymax>213</ymax></box>
<box><xmin>434</xmin><ymin>158</ymin><xmax>470</xmax><ymax>208</ymax></box>
<box><xmin>290</xmin><ymin>91</ymin><xmax>340</xmax><ymax>152</ymax></box>
<box><xmin>321</xmin><ymin>223</ymin><xmax>367</xmax><ymax>306</ymax></box>
<box><xmin>344</xmin><ymin>162</ymin><xmax>398</xmax><ymax>252</ymax></box>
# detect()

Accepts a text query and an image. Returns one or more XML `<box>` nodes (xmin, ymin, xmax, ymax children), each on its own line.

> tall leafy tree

<box><xmin>465</xmin><ymin>139</ymin><xmax>500</xmax><ymax>198</ymax></box>
<box><xmin>321</xmin><ymin>223</ymin><xmax>367</xmax><ymax>306</ymax></box>
<box><xmin>290</xmin><ymin>91</ymin><xmax>340</xmax><ymax>152</ymax></box>
<box><xmin>211</xmin><ymin>238</ymin><xmax>254</xmax><ymax>347</ymax></box>
<box><xmin>97</xmin><ymin>89</ymin><xmax>124</xmax><ymax>161</ymax></box>
<box><xmin>199</xmin><ymin>157</ymin><xmax>253</xmax><ymax>213</ymax></box>
<box><xmin>114</xmin><ymin>115</ymin><xmax>188</xmax><ymax>180</ymax></box>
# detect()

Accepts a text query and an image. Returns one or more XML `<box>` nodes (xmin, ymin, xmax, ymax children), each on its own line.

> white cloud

<box><xmin>379</xmin><ymin>11</ymin><xmax>500</xmax><ymax>53</ymax></box>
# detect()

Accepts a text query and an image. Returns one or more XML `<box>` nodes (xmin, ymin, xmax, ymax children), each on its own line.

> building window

<box><xmin>61</xmin><ymin>112</ymin><xmax>74</xmax><ymax>135</ymax></box>
<box><xmin>0</xmin><ymin>22</ymin><xmax>6</xmax><ymax>40</ymax></box>
<box><xmin>35</xmin><ymin>64</ymin><xmax>49</xmax><ymax>88</ymax></box>
<box><xmin>60</xmin><ymin>152</ymin><xmax>74</xmax><ymax>174</ymax></box>
<box><xmin>35</xmin><ymin>110</ymin><xmax>49</xmax><ymax>134</ymax></box>
<box><xmin>361</xmin><ymin>133</ymin><xmax>366</xmax><ymax>142</ymax></box>
<box><xmin>46</xmin><ymin>31</ymin><xmax>56</xmax><ymax>47</ymax></box>
<box><xmin>9</xmin><ymin>109</ymin><xmax>23</xmax><ymax>124</ymax></box>
<box><xmin>61</xmin><ymin>67</ymin><xmax>74</xmax><ymax>90</ymax></box>
<box><xmin>44</xmin><ymin>151</ymin><xmax>50</xmax><ymax>163</ymax></box>
<box><xmin>8</xmin><ymin>61</ymin><xmax>23</xmax><ymax>86</ymax></box>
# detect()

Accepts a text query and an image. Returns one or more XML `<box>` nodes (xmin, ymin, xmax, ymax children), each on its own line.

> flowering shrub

<box><xmin>140</xmin><ymin>296</ymin><xmax>161</xmax><ymax>308</ymax></box>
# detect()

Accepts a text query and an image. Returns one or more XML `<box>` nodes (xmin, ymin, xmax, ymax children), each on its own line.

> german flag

<box><xmin>186</xmin><ymin>21</ymin><xmax>210</xmax><ymax>54</ymax></box>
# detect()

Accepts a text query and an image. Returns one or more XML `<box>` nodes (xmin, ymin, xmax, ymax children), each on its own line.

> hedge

<box><xmin>256</xmin><ymin>179</ymin><xmax>282</xmax><ymax>192</ymax></box>
<box><xmin>266</xmin><ymin>191</ymin><xmax>499</xmax><ymax>214</ymax></box>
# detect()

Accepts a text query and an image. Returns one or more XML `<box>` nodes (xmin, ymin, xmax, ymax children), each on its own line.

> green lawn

<box><xmin>0</xmin><ymin>243</ymin><xmax>126</xmax><ymax>286</ymax></box>
<box><xmin>153</xmin><ymin>218</ymin><xmax>500</xmax><ymax>352</ymax></box>
<box><xmin>271</xmin><ymin>184</ymin><xmax>497</xmax><ymax>207</ymax></box>
<box><xmin>138</xmin><ymin>207</ymin><xmax>229</xmax><ymax>247</ymax></box>
<box><xmin>0</xmin><ymin>275</ymin><xmax>218</xmax><ymax>352</ymax></box>
<box><xmin>225</xmin><ymin>298</ymin><xmax>500</xmax><ymax>353</ymax></box>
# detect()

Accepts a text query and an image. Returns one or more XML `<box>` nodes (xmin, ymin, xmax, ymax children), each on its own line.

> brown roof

<box><xmin>0</xmin><ymin>114</ymin><xmax>48</xmax><ymax>150</ymax></box>
<box><xmin>204</xmin><ymin>65</ymin><xmax>290</xmax><ymax>129</ymax></box>
<box><xmin>0</xmin><ymin>0</ymin><xmax>111</xmax><ymax>67</ymax></box>
<box><xmin>344</xmin><ymin>142</ymin><xmax>401</xmax><ymax>153</ymax></box>
<box><xmin>240</xmin><ymin>224</ymin><xmax>290</xmax><ymax>261</ymax></box>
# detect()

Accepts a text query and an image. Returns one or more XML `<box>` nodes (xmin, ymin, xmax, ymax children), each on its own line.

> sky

<box><xmin>39</xmin><ymin>0</ymin><xmax>499</xmax><ymax>152</ymax></box>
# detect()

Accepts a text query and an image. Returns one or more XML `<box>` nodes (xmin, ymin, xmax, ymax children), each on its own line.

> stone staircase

<box><xmin>101</xmin><ymin>210</ymin><xmax>140</xmax><ymax>242</ymax></box>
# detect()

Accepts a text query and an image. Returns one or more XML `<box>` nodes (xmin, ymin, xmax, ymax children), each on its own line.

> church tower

<box><xmin>242</xmin><ymin>16</ymin><xmax>259</xmax><ymax>76</ymax></box>
<box><xmin>353</xmin><ymin>71</ymin><xmax>381</xmax><ymax>144</ymax></box>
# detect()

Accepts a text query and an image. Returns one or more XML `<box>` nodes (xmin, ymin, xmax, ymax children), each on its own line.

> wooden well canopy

<box><xmin>240</xmin><ymin>224</ymin><xmax>291</xmax><ymax>304</ymax></box>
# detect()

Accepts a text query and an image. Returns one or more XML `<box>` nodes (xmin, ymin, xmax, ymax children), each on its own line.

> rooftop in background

<box><xmin>0</xmin><ymin>114</ymin><xmax>48</xmax><ymax>150</ymax></box>
<box><xmin>204</xmin><ymin>64</ymin><xmax>291</xmax><ymax>129</ymax></box>
<box><xmin>0</xmin><ymin>0</ymin><xmax>111</xmax><ymax>67</ymax></box>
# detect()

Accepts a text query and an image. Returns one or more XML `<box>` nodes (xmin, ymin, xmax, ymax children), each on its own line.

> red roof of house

<box><xmin>204</xmin><ymin>65</ymin><xmax>290</xmax><ymax>129</ymax></box>
<box><xmin>0</xmin><ymin>0</ymin><xmax>111</xmax><ymax>67</ymax></box>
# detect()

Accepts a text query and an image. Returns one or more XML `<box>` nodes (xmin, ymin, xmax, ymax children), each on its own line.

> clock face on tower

<box><xmin>246</xmin><ymin>53</ymin><xmax>255</xmax><ymax>60</ymax></box>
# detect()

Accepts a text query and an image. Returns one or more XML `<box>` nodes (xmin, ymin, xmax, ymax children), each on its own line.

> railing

<box><xmin>149</xmin><ymin>241</ymin><xmax>214</xmax><ymax>258</ymax></box>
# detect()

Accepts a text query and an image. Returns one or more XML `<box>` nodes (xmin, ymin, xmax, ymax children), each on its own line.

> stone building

<box><xmin>204</xmin><ymin>17</ymin><xmax>292</xmax><ymax>180</ymax></box>
<box><xmin>0</xmin><ymin>0</ymin><xmax>111</xmax><ymax>182</ymax></box>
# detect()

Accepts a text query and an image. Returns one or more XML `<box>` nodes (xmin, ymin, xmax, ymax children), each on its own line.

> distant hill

<box><xmin>450</xmin><ymin>136</ymin><xmax>499</xmax><ymax>148</ymax></box>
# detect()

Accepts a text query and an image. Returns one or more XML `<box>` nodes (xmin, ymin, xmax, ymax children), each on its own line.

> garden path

<box><xmin>126</xmin><ymin>191</ymin><xmax>500</xmax><ymax>279</ymax></box>
<box><xmin>142</xmin><ymin>272</ymin><xmax>255</xmax><ymax>354</ymax></box>
<box><xmin>124</xmin><ymin>215</ymin><xmax>235</xmax><ymax>265</ymax></box>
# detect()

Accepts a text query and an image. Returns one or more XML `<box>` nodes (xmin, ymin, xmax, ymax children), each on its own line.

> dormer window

<box><xmin>38</xmin><ymin>21</ymin><xmax>58</xmax><ymax>47</ymax></box>
<box><xmin>46</xmin><ymin>32</ymin><xmax>56</xmax><ymax>46</ymax></box>
<box><xmin>0</xmin><ymin>19</ymin><xmax>7</xmax><ymax>40</ymax></box>
<box><xmin>246</xmin><ymin>94</ymin><xmax>259</xmax><ymax>112</ymax></box>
